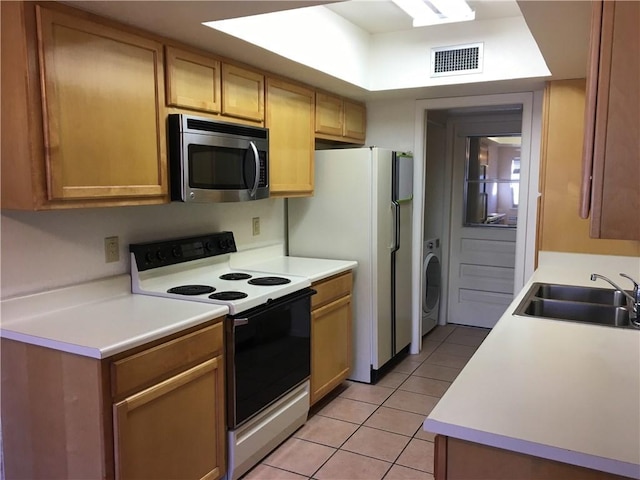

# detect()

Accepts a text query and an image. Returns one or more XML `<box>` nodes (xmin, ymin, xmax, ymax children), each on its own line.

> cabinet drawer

<box><xmin>111</xmin><ymin>321</ymin><xmax>223</xmax><ymax>397</ymax></box>
<box><xmin>312</xmin><ymin>272</ymin><xmax>353</xmax><ymax>310</ymax></box>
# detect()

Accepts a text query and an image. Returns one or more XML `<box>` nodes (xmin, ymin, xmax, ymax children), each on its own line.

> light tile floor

<box><xmin>242</xmin><ymin>324</ymin><xmax>490</xmax><ymax>480</ymax></box>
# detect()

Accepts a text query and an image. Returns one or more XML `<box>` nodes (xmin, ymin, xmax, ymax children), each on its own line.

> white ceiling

<box><xmin>325</xmin><ymin>0</ymin><xmax>523</xmax><ymax>34</ymax></box>
<box><xmin>64</xmin><ymin>0</ymin><xmax>591</xmax><ymax>101</ymax></box>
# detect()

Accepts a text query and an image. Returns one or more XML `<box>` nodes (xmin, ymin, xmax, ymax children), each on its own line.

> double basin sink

<box><xmin>514</xmin><ymin>283</ymin><xmax>634</xmax><ymax>328</ymax></box>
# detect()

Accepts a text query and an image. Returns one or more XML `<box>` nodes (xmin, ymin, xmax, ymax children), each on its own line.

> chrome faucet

<box><xmin>590</xmin><ymin>273</ymin><xmax>639</xmax><ymax>323</ymax></box>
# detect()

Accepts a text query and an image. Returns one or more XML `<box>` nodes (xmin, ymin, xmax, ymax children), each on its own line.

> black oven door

<box><xmin>226</xmin><ymin>288</ymin><xmax>313</xmax><ymax>429</ymax></box>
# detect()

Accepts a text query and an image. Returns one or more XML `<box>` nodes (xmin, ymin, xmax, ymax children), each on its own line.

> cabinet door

<box><xmin>315</xmin><ymin>92</ymin><xmax>343</xmax><ymax>136</ymax></box>
<box><xmin>343</xmin><ymin>100</ymin><xmax>367</xmax><ymax>142</ymax></box>
<box><xmin>113</xmin><ymin>357</ymin><xmax>225</xmax><ymax>480</ymax></box>
<box><xmin>36</xmin><ymin>6</ymin><xmax>167</xmax><ymax>202</ymax></box>
<box><xmin>311</xmin><ymin>295</ymin><xmax>352</xmax><ymax>405</ymax></box>
<box><xmin>266</xmin><ymin>78</ymin><xmax>314</xmax><ymax>197</ymax></box>
<box><xmin>581</xmin><ymin>0</ymin><xmax>640</xmax><ymax>240</ymax></box>
<box><xmin>165</xmin><ymin>46</ymin><xmax>221</xmax><ymax>113</ymax></box>
<box><xmin>221</xmin><ymin>63</ymin><xmax>264</xmax><ymax>122</ymax></box>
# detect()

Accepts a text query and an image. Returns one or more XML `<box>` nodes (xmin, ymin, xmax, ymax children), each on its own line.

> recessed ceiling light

<box><xmin>391</xmin><ymin>0</ymin><xmax>475</xmax><ymax>26</ymax></box>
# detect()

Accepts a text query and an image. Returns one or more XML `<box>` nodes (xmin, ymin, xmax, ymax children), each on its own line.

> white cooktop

<box><xmin>132</xmin><ymin>254</ymin><xmax>311</xmax><ymax>315</ymax></box>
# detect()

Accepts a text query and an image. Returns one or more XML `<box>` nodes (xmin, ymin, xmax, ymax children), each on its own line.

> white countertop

<box><xmin>424</xmin><ymin>252</ymin><xmax>640</xmax><ymax>479</ymax></box>
<box><xmin>0</xmin><ymin>275</ymin><xmax>228</xmax><ymax>359</ymax></box>
<box><xmin>234</xmin><ymin>254</ymin><xmax>357</xmax><ymax>283</ymax></box>
<box><xmin>0</xmin><ymin>250</ymin><xmax>356</xmax><ymax>359</ymax></box>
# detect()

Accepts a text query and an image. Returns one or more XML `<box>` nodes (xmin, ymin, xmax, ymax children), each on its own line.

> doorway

<box><xmin>410</xmin><ymin>92</ymin><xmax>543</xmax><ymax>351</ymax></box>
<box><xmin>447</xmin><ymin>113</ymin><xmax>522</xmax><ymax>328</ymax></box>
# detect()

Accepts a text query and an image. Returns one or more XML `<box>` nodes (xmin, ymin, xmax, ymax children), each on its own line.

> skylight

<box><xmin>391</xmin><ymin>0</ymin><xmax>475</xmax><ymax>27</ymax></box>
<box><xmin>201</xmin><ymin>1</ymin><xmax>550</xmax><ymax>93</ymax></box>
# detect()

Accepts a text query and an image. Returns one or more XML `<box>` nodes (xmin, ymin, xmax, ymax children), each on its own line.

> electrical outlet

<box><xmin>104</xmin><ymin>236</ymin><xmax>120</xmax><ymax>263</ymax></box>
<box><xmin>252</xmin><ymin>217</ymin><xmax>260</xmax><ymax>236</ymax></box>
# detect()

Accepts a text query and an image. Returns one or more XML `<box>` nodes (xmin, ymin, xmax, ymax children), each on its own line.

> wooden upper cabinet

<box><xmin>266</xmin><ymin>78</ymin><xmax>315</xmax><ymax>197</ymax></box>
<box><xmin>165</xmin><ymin>46</ymin><xmax>221</xmax><ymax>113</ymax></box>
<box><xmin>36</xmin><ymin>6</ymin><xmax>167</xmax><ymax>203</ymax></box>
<box><xmin>315</xmin><ymin>92</ymin><xmax>344</xmax><ymax>136</ymax></box>
<box><xmin>343</xmin><ymin>100</ymin><xmax>367</xmax><ymax>142</ymax></box>
<box><xmin>221</xmin><ymin>63</ymin><xmax>264</xmax><ymax>122</ymax></box>
<box><xmin>580</xmin><ymin>0</ymin><xmax>640</xmax><ymax>240</ymax></box>
<box><xmin>315</xmin><ymin>92</ymin><xmax>366</xmax><ymax>143</ymax></box>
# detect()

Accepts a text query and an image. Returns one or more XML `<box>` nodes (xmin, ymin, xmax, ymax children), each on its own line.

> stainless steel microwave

<box><xmin>168</xmin><ymin>114</ymin><xmax>269</xmax><ymax>202</ymax></box>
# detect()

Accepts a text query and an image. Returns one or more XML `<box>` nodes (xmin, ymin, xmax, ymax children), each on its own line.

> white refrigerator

<box><xmin>288</xmin><ymin>147</ymin><xmax>413</xmax><ymax>384</ymax></box>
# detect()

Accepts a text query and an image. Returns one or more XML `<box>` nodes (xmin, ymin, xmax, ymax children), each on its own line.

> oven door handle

<box><xmin>234</xmin><ymin>318</ymin><xmax>249</xmax><ymax>327</ymax></box>
<box><xmin>229</xmin><ymin>288</ymin><xmax>317</xmax><ymax>320</ymax></box>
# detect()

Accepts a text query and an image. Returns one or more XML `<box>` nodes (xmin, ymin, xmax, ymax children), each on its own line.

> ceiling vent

<box><xmin>431</xmin><ymin>43</ymin><xmax>483</xmax><ymax>77</ymax></box>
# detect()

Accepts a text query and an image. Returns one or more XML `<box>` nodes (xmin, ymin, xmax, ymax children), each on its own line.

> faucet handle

<box><xmin>619</xmin><ymin>273</ymin><xmax>639</xmax><ymax>289</ymax></box>
<box><xmin>620</xmin><ymin>274</ymin><xmax>640</xmax><ymax>304</ymax></box>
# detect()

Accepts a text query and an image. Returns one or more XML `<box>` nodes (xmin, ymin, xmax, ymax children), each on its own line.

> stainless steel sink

<box><xmin>521</xmin><ymin>298</ymin><xmax>630</xmax><ymax>326</ymax></box>
<box><xmin>514</xmin><ymin>282</ymin><xmax>634</xmax><ymax>328</ymax></box>
<box><xmin>532</xmin><ymin>283</ymin><xmax>628</xmax><ymax>307</ymax></box>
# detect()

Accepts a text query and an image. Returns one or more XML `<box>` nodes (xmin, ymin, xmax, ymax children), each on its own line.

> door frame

<box><xmin>410</xmin><ymin>92</ymin><xmax>544</xmax><ymax>353</ymax></box>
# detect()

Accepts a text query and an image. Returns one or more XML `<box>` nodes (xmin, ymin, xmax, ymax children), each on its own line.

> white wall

<box><xmin>369</xmin><ymin>16</ymin><xmax>549</xmax><ymax>91</ymax></box>
<box><xmin>366</xmin><ymin>98</ymin><xmax>416</xmax><ymax>151</ymax></box>
<box><xmin>207</xmin><ymin>6</ymin><xmax>371</xmax><ymax>88</ymax></box>
<box><xmin>366</xmin><ymin>99</ymin><xmax>448</xmax><ymax>243</ymax></box>
<box><xmin>206</xmin><ymin>8</ymin><xmax>548</xmax><ymax>93</ymax></box>
<box><xmin>0</xmin><ymin>199</ymin><xmax>285</xmax><ymax>299</ymax></box>
<box><xmin>423</xmin><ymin>115</ymin><xmax>448</xmax><ymax>241</ymax></box>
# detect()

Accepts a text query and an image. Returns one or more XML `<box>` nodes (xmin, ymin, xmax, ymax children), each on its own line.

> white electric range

<box><xmin>130</xmin><ymin>231</ymin><xmax>311</xmax><ymax>314</ymax></box>
<box><xmin>129</xmin><ymin>231</ymin><xmax>313</xmax><ymax>480</ymax></box>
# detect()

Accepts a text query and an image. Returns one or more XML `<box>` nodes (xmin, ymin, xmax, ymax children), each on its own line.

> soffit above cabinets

<box><xmin>62</xmin><ymin>1</ymin><xmax>589</xmax><ymax>101</ymax></box>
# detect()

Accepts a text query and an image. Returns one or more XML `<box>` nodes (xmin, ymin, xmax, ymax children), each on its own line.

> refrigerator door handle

<box><xmin>391</xmin><ymin>200</ymin><xmax>400</xmax><ymax>253</ymax></box>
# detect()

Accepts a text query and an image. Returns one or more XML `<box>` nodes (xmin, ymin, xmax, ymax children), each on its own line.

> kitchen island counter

<box><xmin>424</xmin><ymin>252</ymin><xmax>640</xmax><ymax>479</ymax></box>
<box><xmin>1</xmin><ymin>275</ymin><xmax>228</xmax><ymax>359</ymax></box>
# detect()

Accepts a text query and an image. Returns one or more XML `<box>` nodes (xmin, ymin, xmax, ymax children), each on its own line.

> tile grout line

<box><xmin>250</xmin><ymin>325</ymin><xmax>488</xmax><ymax>479</ymax></box>
<box><xmin>304</xmin><ymin>353</ymin><xmax>441</xmax><ymax>477</ymax></box>
<box><xmin>306</xmin><ymin>397</ymin><xmax>391</xmax><ymax>479</ymax></box>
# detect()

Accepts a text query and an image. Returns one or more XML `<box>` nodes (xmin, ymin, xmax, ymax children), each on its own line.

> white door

<box><xmin>447</xmin><ymin>115</ymin><xmax>522</xmax><ymax>328</ymax></box>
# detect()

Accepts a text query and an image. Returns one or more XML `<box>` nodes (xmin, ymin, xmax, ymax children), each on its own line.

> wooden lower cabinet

<box><xmin>435</xmin><ymin>435</ymin><xmax>628</xmax><ymax>480</ymax></box>
<box><xmin>113</xmin><ymin>358</ymin><xmax>224</xmax><ymax>480</ymax></box>
<box><xmin>310</xmin><ymin>271</ymin><xmax>353</xmax><ymax>405</ymax></box>
<box><xmin>1</xmin><ymin>319</ymin><xmax>226</xmax><ymax>480</ymax></box>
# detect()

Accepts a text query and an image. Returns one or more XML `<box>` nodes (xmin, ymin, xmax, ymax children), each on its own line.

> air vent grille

<box><xmin>431</xmin><ymin>43</ymin><xmax>483</xmax><ymax>77</ymax></box>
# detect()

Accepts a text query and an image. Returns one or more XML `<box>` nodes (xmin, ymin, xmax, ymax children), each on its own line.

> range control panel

<box><xmin>130</xmin><ymin>231</ymin><xmax>237</xmax><ymax>271</ymax></box>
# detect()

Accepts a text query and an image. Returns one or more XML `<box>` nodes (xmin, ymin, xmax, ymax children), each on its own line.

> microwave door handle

<box><xmin>248</xmin><ymin>141</ymin><xmax>260</xmax><ymax>197</ymax></box>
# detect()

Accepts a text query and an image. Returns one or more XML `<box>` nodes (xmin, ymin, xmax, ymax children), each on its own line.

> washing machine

<box><xmin>422</xmin><ymin>238</ymin><xmax>441</xmax><ymax>335</ymax></box>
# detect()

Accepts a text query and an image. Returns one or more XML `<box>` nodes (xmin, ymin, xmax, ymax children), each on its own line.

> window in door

<box><xmin>464</xmin><ymin>135</ymin><xmax>521</xmax><ymax>227</ymax></box>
